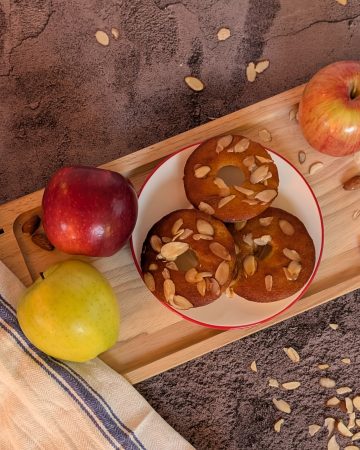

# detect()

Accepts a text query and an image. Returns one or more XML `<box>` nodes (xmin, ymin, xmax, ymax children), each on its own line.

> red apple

<box><xmin>298</xmin><ymin>60</ymin><xmax>360</xmax><ymax>156</ymax></box>
<box><xmin>42</xmin><ymin>166</ymin><xmax>138</xmax><ymax>257</ymax></box>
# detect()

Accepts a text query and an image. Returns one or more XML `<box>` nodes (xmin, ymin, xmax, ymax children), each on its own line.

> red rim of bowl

<box><xmin>129</xmin><ymin>142</ymin><xmax>325</xmax><ymax>330</ymax></box>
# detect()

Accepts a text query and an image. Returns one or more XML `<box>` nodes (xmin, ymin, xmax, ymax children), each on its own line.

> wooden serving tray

<box><xmin>1</xmin><ymin>84</ymin><xmax>360</xmax><ymax>385</ymax></box>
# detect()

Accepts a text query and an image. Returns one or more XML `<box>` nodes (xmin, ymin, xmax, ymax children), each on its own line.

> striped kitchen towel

<box><xmin>0</xmin><ymin>261</ymin><xmax>194</xmax><ymax>450</ymax></box>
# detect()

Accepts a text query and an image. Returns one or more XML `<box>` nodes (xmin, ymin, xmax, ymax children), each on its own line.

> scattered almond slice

<box><xmin>318</xmin><ymin>364</ymin><xmax>330</xmax><ymax>370</ymax></box>
<box><xmin>258</xmin><ymin>128</ymin><xmax>272</xmax><ymax>142</ymax></box>
<box><xmin>352</xmin><ymin>396</ymin><xmax>360</xmax><ymax>411</ymax></box>
<box><xmin>348</xmin><ymin>412</ymin><xmax>356</xmax><ymax>430</ymax></box>
<box><xmin>325</xmin><ymin>417</ymin><xmax>336</xmax><ymax>436</ymax></box>
<box><xmin>356</xmin><ymin>419</ymin><xmax>360</xmax><ymax>427</ymax></box>
<box><xmin>198</xmin><ymin>202</ymin><xmax>215</xmax><ymax>215</ymax></box>
<box><xmin>289</xmin><ymin>107</ymin><xmax>298</xmax><ymax>121</ymax></box>
<box><xmin>274</xmin><ymin>418</ymin><xmax>284</xmax><ymax>433</ymax></box>
<box><xmin>246</xmin><ymin>62</ymin><xmax>257</xmax><ymax>82</ymax></box>
<box><xmin>143</xmin><ymin>272</ymin><xmax>155</xmax><ymax>292</ymax></box>
<box><xmin>337</xmin><ymin>387</ymin><xmax>352</xmax><ymax>395</ymax></box>
<box><xmin>345</xmin><ymin>446</ymin><xmax>359</xmax><ymax>450</ymax></box>
<box><xmin>283</xmin><ymin>347</ymin><xmax>300</xmax><ymax>363</ymax></box>
<box><xmin>298</xmin><ymin>151</ymin><xmax>306</xmax><ymax>164</ymax></box>
<box><xmin>342</xmin><ymin>358</ymin><xmax>351</xmax><ymax>365</ymax></box>
<box><xmin>353</xmin><ymin>431</ymin><xmax>360</xmax><ymax>441</ymax></box>
<box><xmin>336</xmin><ymin>0</ymin><xmax>348</xmax><ymax>5</ymax></box>
<box><xmin>170</xmin><ymin>295</ymin><xmax>193</xmax><ymax>310</ymax></box>
<box><xmin>309</xmin><ymin>162</ymin><xmax>324</xmax><ymax>175</ymax></box>
<box><xmin>320</xmin><ymin>377</ymin><xmax>336</xmax><ymax>388</ymax></box>
<box><xmin>217</xmin><ymin>27</ymin><xmax>231</xmax><ymax>41</ymax></box>
<box><xmin>269</xmin><ymin>378</ymin><xmax>279</xmax><ymax>388</ymax></box>
<box><xmin>184</xmin><ymin>76</ymin><xmax>205</xmax><ymax>92</ymax></box>
<box><xmin>328</xmin><ymin>435</ymin><xmax>340</xmax><ymax>450</ymax></box>
<box><xmin>329</xmin><ymin>323</ymin><xmax>339</xmax><ymax>330</ymax></box>
<box><xmin>326</xmin><ymin>397</ymin><xmax>340</xmax><ymax>406</ymax></box>
<box><xmin>250</xmin><ymin>360</ymin><xmax>257</xmax><ymax>372</ymax></box>
<box><xmin>255</xmin><ymin>60</ymin><xmax>270</xmax><ymax>74</ymax></box>
<box><xmin>338</xmin><ymin>420</ymin><xmax>353</xmax><ymax>437</ymax></box>
<box><xmin>111</xmin><ymin>27</ymin><xmax>120</xmax><ymax>39</ymax></box>
<box><xmin>95</xmin><ymin>30</ymin><xmax>110</xmax><ymax>46</ymax></box>
<box><xmin>309</xmin><ymin>424</ymin><xmax>321</xmax><ymax>436</ymax></box>
<box><xmin>282</xmin><ymin>381</ymin><xmax>300</xmax><ymax>390</ymax></box>
<box><xmin>272</xmin><ymin>398</ymin><xmax>291</xmax><ymax>414</ymax></box>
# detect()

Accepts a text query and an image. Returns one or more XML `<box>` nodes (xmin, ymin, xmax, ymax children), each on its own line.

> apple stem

<box><xmin>40</xmin><ymin>272</ymin><xmax>45</xmax><ymax>280</ymax></box>
<box><xmin>350</xmin><ymin>82</ymin><xmax>358</xmax><ymax>100</ymax></box>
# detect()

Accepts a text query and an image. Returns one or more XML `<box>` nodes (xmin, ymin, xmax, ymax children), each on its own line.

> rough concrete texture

<box><xmin>1</xmin><ymin>1</ymin><xmax>360</xmax><ymax>449</ymax></box>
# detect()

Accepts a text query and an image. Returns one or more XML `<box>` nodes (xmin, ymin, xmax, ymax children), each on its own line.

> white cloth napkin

<box><xmin>0</xmin><ymin>261</ymin><xmax>194</xmax><ymax>450</ymax></box>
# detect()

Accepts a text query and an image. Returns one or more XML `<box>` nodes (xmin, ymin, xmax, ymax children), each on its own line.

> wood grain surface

<box><xmin>1</xmin><ymin>84</ymin><xmax>359</xmax><ymax>384</ymax></box>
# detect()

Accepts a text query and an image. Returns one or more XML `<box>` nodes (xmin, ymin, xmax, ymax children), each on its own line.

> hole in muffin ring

<box><xmin>216</xmin><ymin>165</ymin><xmax>245</xmax><ymax>187</ymax></box>
<box><xmin>175</xmin><ymin>248</ymin><xmax>199</xmax><ymax>272</ymax></box>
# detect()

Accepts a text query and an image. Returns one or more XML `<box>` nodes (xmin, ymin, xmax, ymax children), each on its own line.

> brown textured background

<box><xmin>1</xmin><ymin>0</ymin><xmax>360</xmax><ymax>448</ymax></box>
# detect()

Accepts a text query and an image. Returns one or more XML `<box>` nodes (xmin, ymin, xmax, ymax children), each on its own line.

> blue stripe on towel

<box><xmin>0</xmin><ymin>295</ymin><xmax>146</xmax><ymax>450</ymax></box>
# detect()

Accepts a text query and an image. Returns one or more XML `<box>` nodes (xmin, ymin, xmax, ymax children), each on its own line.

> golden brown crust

<box><xmin>183</xmin><ymin>134</ymin><xmax>280</xmax><ymax>222</ymax></box>
<box><xmin>141</xmin><ymin>209</ymin><xmax>236</xmax><ymax>308</ymax></box>
<box><xmin>228</xmin><ymin>207</ymin><xmax>316</xmax><ymax>302</ymax></box>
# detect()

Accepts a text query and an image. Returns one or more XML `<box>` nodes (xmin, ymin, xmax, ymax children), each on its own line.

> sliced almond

<box><xmin>234</xmin><ymin>185</ymin><xmax>254</xmax><ymax>196</ymax></box>
<box><xmin>346</xmin><ymin>397</ymin><xmax>354</xmax><ymax>414</ymax></box>
<box><xmin>259</xmin><ymin>217</ymin><xmax>273</xmax><ymax>226</ymax></box>
<box><xmin>198</xmin><ymin>202</ymin><xmax>215</xmax><ymax>215</ymax></box>
<box><xmin>283</xmin><ymin>347</ymin><xmax>300</xmax><ymax>363</ymax></box>
<box><xmin>329</xmin><ymin>323</ymin><xmax>339</xmax><ymax>330</ymax></box>
<box><xmin>298</xmin><ymin>151</ymin><xmax>306</xmax><ymax>164</ymax></box>
<box><xmin>269</xmin><ymin>378</ymin><xmax>279</xmax><ymax>388</ymax></box>
<box><xmin>196</xmin><ymin>272</ymin><xmax>213</xmax><ymax>280</ymax></box>
<box><xmin>162</xmin><ymin>236</ymin><xmax>172</xmax><ymax>243</ymax></box>
<box><xmin>265</xmin><ymin>275</ymin><xmax>273</xmax><ymax>292</ymax></box>
<box><xmin>163</xmin><ymin>279</ymin><xmax>175</xmax><ymax>302</ymax></box>
<box><xmin>225</xmin><ymin>286</ymin><xmax>235</xmax><ymax>298</ymax></box>
<box><xmin>166</xmin><ymin>261</ymin><xmax>179</xmax><ymax>271</ymax></box>
<box><xmin>194</xmin><ymin>165</ymin><xmax>211</xmax><ymax>178</ymax></box>
<box><xmin>320</xmin><ymin>377</ymin><xmax>336</xmax><ymax>388</ymax></box>
<box><xmin>234</xmin><ymin>138</ymin><xmax>250</xmax><ymax>153</ymax></box>
<box><xmin>241</xmin><ymin>199</ymin><xmax>259</xmax><ymax>206</ymax></box>
<box><xmin>318</xmin><ymin>364</ymin><xmax>330</xmax><ymax>370</ymax></box>
<box><xmin>216</xmin><ymin>135</ymin><xmax>233</xmax><ymax>153</ymax></box>
<box><xmin>160</xmin><ymin>242</ymin><xmax>189</xmax><ymax>261</ymax></box>
<box><xmin>243</xmin><ymin>155</ymin><xmax>255</xmax><ymax>168</ymax></box>
<box><xmin>218</xmin><ymin>195</ymin><xmax>236</xmax><ymax>208</ymax></box>
<box><xmin>215</xmin><ymin>261</ymin><xmax>229</xmax><ymax>286</ymax></box>
<box><xmin>243</xmin><ymin>233</ymin><xmax>254</xmax><ymax>247</ymax></box>
<box><xmin>250</xmin><ymin>360</ymin><xmax>257</xmax><ymax>372</ymax></box>
<box><xmin>325</xmin><ymin>417</ymin><xmax>336</xmax><ymax>436</ymax></box>
<box><xmin>283</xmin><ymin>248</ymin><xmax>301</xmax><ymax>262</ymax></box>
<box><xmin>193</xmin><ymin>233</ymin><xmax>213</xmax><ymax>241</ymax></box>
<box><xmin>234</xmin><ymin>220</ymin><xmax>247</xmax><ymax>231</ymax></box>
<box><xmin>162</xmin><ymin>268</ymin><xmax>170</xmax><ymax>280</ymax></box>
<box><xmin>348</xmin><ymin>412</ymin><xmax>356</xmax><ymax>430</ymax></box>
<box><xmin>337</xmin><ymin>387</ymin><xmax>352</xmax><ymax>395</ymax></box>
<box><xmin>171</xmin><ymin>218</ymin><xmax>184</xmax><ymax>235</ymax></box>
<box><xmin>353</xmin><ymin>396</ymin><xmax>360</xmax><ymax>411</ymax></box>
<box><xmin>235</xmin><ymin>244</ymin><xmax>240</xmax><ymax>254</ymax></box>
<box><xmin>144</xmin><ymin>272</ymin><xmax>155</xmax><ymax>291</ymax></box>
<box><xmin>172</xmin><ymin>229</ymin><xmax>184</xmax><ymax>241</ymax></box>
<box><xmin>279</xmin><ymin>220</ymin><xmax>295</xmax><ymax>236</ymax></box>
<box><xmin>213</xmin><ymin>177</ymin><xmax>229</xmax><ymax>190</ymax></box>
<box><xmin>196</xmin><ymin>219</ymin><xmax>214</xmax><ymax>236</ymax></box>
<box><xmin>282</xmin><ymin>381</ymin><xmax>300</xmax><ymax>390</ymax></box>
<box><xmin>272</xmin><ymin>398</ymin><xmax>291</xmax><ymax>414</ymax></box>
<box><xmin>206</xmin><ymin>277</ymin><xmax>220</xmax><ymax>296</ymax></box>
<box><xmin>345</xmin><ymin>446</ymin><xmax>359</xmax><ymax>450</ymax></box>
<box><xmin>353</xmin><ymin>432</ymin><xmax>360</xmax><ymax>441</ymax></box>
<box><xmin>150</xmin><ymin>235</ymin><xmax>162</xmax><ymax>252</ymax></box>
<box><xmin>336</xmin><ymin>0</ymin><xmax>348</xmax><ymax>5</ymax></box>
<box><xmin>250</xmin><ymin>165</ymin><xmax>269</xmax><ymax>184</ymax></box>
<box><xmin>286</xmin><ymin>260</ymin><xmax>302</xmax><ymax>280</ymax></box>
<box><xmin>309</xmin><ymin>161</ymin><xmax>324</xmax><ymax>175</ymax></box>
<box><xmin>259</xmin><ymin>129</ymin><xmax>272</xmax><ymax>142</ymax></box>
<box><xmin>179</xmin><ymin>228</ymin><xmax>193</xmax><ymax>240</ymax></box>
<box><xmin>149</xmin><ymin>263</ymin><xmax>158</xmax><ymax>271</ymax></box>
<box><xmin>209</xmin><ymin>242</ymin><xmax>231</xmax><ymax>261</ymax></box>
<box><xmin>328</xmin><ymin>435</ymin><xmax>340</xmax><ymax>450</ymax></box>
<box><xmin>253</xmin><ymin>235</ymin><xmax>271</xmax><ymax>246</ymax></box>
<box><xmin>255</xmin><ymin>60</ymin><xmax>270</xmax><ymax>74</ymax></box>
<box><xmin>170</xmin><ymin>295</ymin><xmax>193</xmax><ymax>310</ymax></box>
<box><xmin>243</xmin><ymin>255</ymin><xmax>257</xmax><ymax>276</ymax></box>
<box><xmin>326</xmin><ymin>397</ymin><xmax>340</xmax><ymax>406</ymax></box>
<box><xmin>185</xmin><ymin>268</ymin><xmax>199</xmax><ymax>284</ymax></box>
<box><xmin>255</xmin><ymin>189</ymin><xmax>277</xmax><ymax>203</ymax></box>
<box><xmin>338</xmin><ymin>420</ymin><xmax>353</xmax><ymax>437</ymax></box>
<box><xmin>274</xmin><ymin>418</ymin><xmax>284</xmax><ymax>433</ymax></box>
<box><xmin>341</xmin><ymin>358</ymin><xmax>351</xmax><ymax>365</ymax></box>
<box><xmin>111</xmin><ymin>27</ymin><xmax>120</xmax><ymax>39</ymax></box>
<box><xmin>197</xmin><ymin>279</ymin><xmax>206</xmax><ymax>296</ymax></box>
<box><xmin>308</xmin><ymin>424</ymin><xmax>321</xmax><ymax>436</ymax></box>
<box><xmin>217</xmin><ymin>27</ymin><xmax>231</xmax><ymax>41</ymax></box>
<box><xmin>95</xmin><ymin>30</ymin><xmax>110</xmax><ymax>46</ymax></box>
<box><xmin>255</xmin><ymin>155</ymin><xmax>273</xmax><ymax>164</ymax></box>
<box><xmin>184</xmin><ymin>76</ymin><xmax>204</xmax><ymax>92</ymax></box>
<box><xmin>246</xmin><ymin>62</ymin><xmax>257</xmax><ymax>82</ymax></box>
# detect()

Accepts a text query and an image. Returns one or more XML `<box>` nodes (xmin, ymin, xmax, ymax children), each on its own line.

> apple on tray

<box><xmin>42</xmin><ymin>166</ymin><xmax>138</xmax><ymax>257</ymax></box>
<box><xmin>299</xmin><ymin>60</ymin><xmax>360</xmax><ymax>157</ymax></box>
<box><xmin>17</xmin><ymin>260</ymin><xmax>120</xmax><ymax>362</ymax></box>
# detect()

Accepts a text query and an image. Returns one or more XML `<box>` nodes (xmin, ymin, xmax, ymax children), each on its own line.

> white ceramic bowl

<box><xmin>130</xmin><ymin>144</ymin><xmax>324</xmax><ymax>329</ymax></box>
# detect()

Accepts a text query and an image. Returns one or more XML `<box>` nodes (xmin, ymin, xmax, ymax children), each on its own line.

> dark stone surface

<box><xmin>1</xmin><ymin>1</ymin><xmax>360</xmax><ymax>448</ymax></box>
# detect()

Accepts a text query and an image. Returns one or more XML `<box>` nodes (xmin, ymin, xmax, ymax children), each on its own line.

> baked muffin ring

<box><xmin>141</xmin><ymin>209</ymin><xmax>236</xmax><ymax>308</ymax></box>
<box><xmin>228</xmin><ymin>207</ymin><xmax>315</xmax><ymax>302</ymax></box>
<box><xmin>183</xmin><ymin>134</ymin><xmax>280</xmax><ymax>222</ymax></box>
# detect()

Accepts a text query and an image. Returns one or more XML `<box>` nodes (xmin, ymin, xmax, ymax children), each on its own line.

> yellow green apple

<box><xmin>17</xmin><ymin>260</ymin><xmax>120</xmax><ymax>362</ymax></box>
